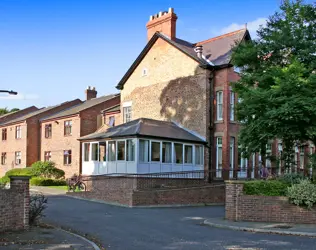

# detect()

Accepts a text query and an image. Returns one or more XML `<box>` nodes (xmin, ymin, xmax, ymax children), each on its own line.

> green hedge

<box><xmin>243</xmin><ymin>180</ymin><xmax>290</xmax><ymax>196</ymax></box>
<box><xmin>30</xmin><ymin>177</ymin><xmax>67</xmax><ymax>186</ymax></box>
<box><xmin>0</xmin><ymin>168</ymin><xmax>33</xmax><ymax>185</ymax></box>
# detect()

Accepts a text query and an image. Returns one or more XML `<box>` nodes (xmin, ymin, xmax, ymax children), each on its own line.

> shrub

<box><xmin>287</xmin><ymin>179</ymin><xmax>316</xmax><ymax>209</ymax></box>
<box><xmin>30</xmin><ymin>177</ymin><xmax>66</xmax><ymax>186</ymax></box>
<box><xmin>0</xmin><ymin>168</ymin><xmax>33</xmax><ymax>185</ymax></box>
<box><xmin>243</xmin><ymin>180</ymin><xmax>290</xmax><ymax>196</ymax></box>
<box><xmin>30</xmin><ymin>161</ymin><xmax>65</xmax><ymax>179</ymax></box>
<box><xmin>29</xmin><ymin>193</ymin><xmax>48</xmax><ymax>225</ymax></box>
<box><xmin>279</xmin><ymin>173</ymin><xmax>307</xmax><ymax>185</ymax></box>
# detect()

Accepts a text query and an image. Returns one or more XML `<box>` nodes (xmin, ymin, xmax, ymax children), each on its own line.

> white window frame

<box><xmin>173</xmin><ymin>142</ymin><xmax>184</xmax><ymax>164</ymax></box>
<box><xmin>150</xmin><ymin>140</ymin><xmax>161</xmax><ymax>162</ymax></box>
<box><xmin>230</xmin><ymin>91</ymin><xmax>235</xmax><ymax>121</ymax></box>
<box><xmin>162</xmin><ymin>141</ymin><xmax>173</xmax><ymax>164</ymax></box>
<box><xmin>184</xmin><ymin>144</ymin><xmax>193</xmax><ymax>165</ymax></box>
<box><xmin>91</xmin><ymin>142</ymin><xmax>99</xmax><ymax>161</ymax></box>
<box><xmin>142</xmin><ymin>68</ymin><xmax>148</xmax><ymax>77</ymax></box>
<box><xmin>116</xmin><ymin>140</ymin><xmax>126</xmax><ymax>161</ymax></box>
<box><xmin>15</xmin><ymin>151</ymin><xmax>21</xmax><ymax>165</ymax></box>
<box><xmin>139</xmin><ymin>139</ymin><xmax>150</xmax><ymax>163</ymax></box>
<box><xmin>16</xmin><ymin>125</ymin><xmax>22</xmax><ymax>139</ymax></box>
<box><xmin>194</xmin><ymin>145</ymin><xmax>204</xmax><ymax>165</ymax></box>
<box><xmin>216</xmin><ymin>91</ymin><xmax>223</xmax><ymax>121</ymax></box>
<box><xmin>108</xmin><ymin>141</ymin><xmax>116</xmax><ymax>162</ymax></box>
<box><xmin>216</xmin><ymin>137</ymin><xmax>223</xmax><ymax>177</ymax></box>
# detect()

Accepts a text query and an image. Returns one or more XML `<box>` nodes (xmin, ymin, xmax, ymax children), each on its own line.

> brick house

<box><xmin>0</xmin><ymin>99</ymin><xmax>82</xmax><ymax>176</ymax></box>
<box><xmin>113</xmin><ymin>8</ymin><xmax>251</xmax><ymax>179</ymax></box>
<box><xmin>40</xmin><ymin>87</ymin><xmax>120</xmax><ymax>177</ymax></box>
<box><xmin>79</xmin><ymin>8</ymin><xmax>251</xmax><ymax>180</ymax></box>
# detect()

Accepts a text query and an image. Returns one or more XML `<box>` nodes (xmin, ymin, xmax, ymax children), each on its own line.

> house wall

<box><xmin>0</xmin><ymin>177</ymin><xmax>30</xmax><ymax>232</ymax></box>
<box><xmin>120</xmin><ymin>38</ymin><xmax>211</xmax><ymax>171</ymax></box>
<box><xmin>41</xmin><ymin>115</ymin><xmax>81</xmax><ymax>178</ymax></box>
<box><xmin>0</xmin><ymin>122</ymin><xmax>28</xmax><ymax>176</ymax></box>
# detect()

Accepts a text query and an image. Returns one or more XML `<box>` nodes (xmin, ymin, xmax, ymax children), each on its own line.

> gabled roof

<box><xmin>0</xmin><ymin>106</ymin><xmax>38</xmax><ymax>119</ymax></box>
<box><xmin>116</xmin><ymin>29</ymin><xmax>250</xmax><ymax>90</ymax></box>
<box><xmin>0</xmin><ymin>100</ymin><xmax>78</xmax><ymax>126</ymax></box>
<box><xmin>79</xmin><ymin>118</ymin><xmax>206</xmax><ymax>144</ymax></box>
<box><xmin>41</xmin><ymin>94</ymin><xmax>119</xmax><ymax>121</ymax></box>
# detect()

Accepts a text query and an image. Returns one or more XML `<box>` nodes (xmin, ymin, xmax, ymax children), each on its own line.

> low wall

<box><xmin>68</xmin><ymin>175</ymin><xmax>224</xmax><ymax>207</ymax></box>
<box><xmin>225</xmin><ymin>181</ymin><xmax>316</xmax><ymax>224</ymax></box>
<box><xmin>0</xmin><ymin>176</ymin><xmax>30</xmax><ymax>232</ymax></box>
<box><xmin>132</xmin><ymin>184</ymin><xmax>225</xmax><ymax>206</ymax></box>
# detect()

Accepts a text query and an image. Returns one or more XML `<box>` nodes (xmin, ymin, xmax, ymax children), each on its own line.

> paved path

<box><xmin>44</xmin><ymin>195</ymin><xmax>316</xmax><ymax>250</ymax></box>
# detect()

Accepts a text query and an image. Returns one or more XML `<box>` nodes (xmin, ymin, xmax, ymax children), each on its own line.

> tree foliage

<box><xmin>232</xmin><ymin>0</ymin><xmax>316</xmax><ymax>166</ymax></box>
<box><xmin>0</xmin><ymin>107</ymin><xmax>20</xmax><ymax>115</ymax></box>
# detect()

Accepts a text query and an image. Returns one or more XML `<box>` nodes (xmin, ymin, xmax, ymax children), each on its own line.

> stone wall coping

<box><xmin>9</xmin><ymin>176</ymin><xmax>31</xmax><ymax>180</ymax></box>
<box><xmin>225</xmin><ymin>180</ymin><xmax>246</xmax><ymax>184</ymax></box>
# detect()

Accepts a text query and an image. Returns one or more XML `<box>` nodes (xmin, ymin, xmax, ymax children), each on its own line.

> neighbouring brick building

<box><xmin>0</xmin><ymin>99</ymin><xmax>82</xmax><ymax>176</ymax></box>
<box><xmin>113</xmin><ymin>8</ymin><xmax>250</xmax><ymax>179</ymax></box>
<box><xmin>40</xmin><ymin>87</ymin><xmax>120</xmax><ymax>177</ymax></box>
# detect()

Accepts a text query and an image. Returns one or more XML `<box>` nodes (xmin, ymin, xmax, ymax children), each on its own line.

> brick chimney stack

<box><xmin>85</xmin><ymin>86</ymin><xmax>97</xmax><ymax>100</ymax></box>
<box><xmin>146</xmin><ymin>7</ymin><xmax>177</xmax><ymax>41</ymax></box>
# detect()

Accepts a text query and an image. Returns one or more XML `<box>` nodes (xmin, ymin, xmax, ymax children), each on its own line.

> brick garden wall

<box><xmin>68</xmin><ymin>175</ymin><xmax>225</xmax><ymax>207</ymax></box>
<box><xmin>0</xmin><ymin>176</ymin><xmax>30</xmax><ymax>232</ymax></box>
<box><xmin>225</xmin><ymin>181</ymin><xmax>316</xmax><ymax>224</ymax></box>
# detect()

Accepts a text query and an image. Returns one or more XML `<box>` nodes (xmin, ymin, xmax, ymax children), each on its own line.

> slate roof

<box><xmin>41</xmin><ymin>94</ymin><xmax>119</xmax><ymax>121</ymax></box>
<box><xmin>0</xmin><ymin>106</ymin><xmax>38</xmax><ymax>119</ymax></box>
<box><xmin>116</xmin><ymin>29</ymin><xmax>250</xmax><ymax>89</ymax></box>
<box><xmin>79</xmin><ymin>118</ymin><xmax>206</xmax><ymax>144</ymax></box>
<box><xmin>0</xmin><ymin>100</ymin><xmax>77</xmax><ymax>126</ymax></box>
<box><xmin>101</xmin><ymin>104</ymin><xmax>120</xmax><ymax>113</ymax></box>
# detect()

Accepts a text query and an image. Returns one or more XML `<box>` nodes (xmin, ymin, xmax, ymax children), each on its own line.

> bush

<box><xmin>279</xmin><ymin>173</ymin><xmax>307</xmax><ymax>185</ymax></box>
<box><xmin>0</xmin><ymin>168</ymin><xmax>33</xmax><ymax>185</ymax></box>
<box><xmin>30</xmin><ymin>161</ymin><xmax>65</xmax><ymax>179</ymax></box>
<box><xmin>287</xmin><ymin>179</ymin><xmax>316</xmax><ymax>209</ymax></box>
<box><xmin>29</xmin><ymin>193</ymin><xmax>48</xmax><ymax>225</ymax></box>
<box><xmin>30</xmin><ymin>177</ymin><xmax>66</xmax><ymax>186</ymax></box>
<box><xmin>243</xmin><ymin>180</ymin><xmax>290</xmax><ymax>196</ymax></box>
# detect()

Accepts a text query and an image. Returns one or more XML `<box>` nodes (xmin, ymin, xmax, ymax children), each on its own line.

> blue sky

<box><xmin>0</xmin><ymin>0</ymin><xmax>301</xmax><ymax>109</ymax></box>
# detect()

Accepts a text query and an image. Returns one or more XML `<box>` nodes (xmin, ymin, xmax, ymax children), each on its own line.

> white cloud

<box><xmin>216</xmin><ymin>17</ymin><xmax>267</xmax><ymax>38</ymax></box>
<box><xmin>0</xmin><ymin>93</ymin><xmax>39</xmax><ymax>100</ymax></box>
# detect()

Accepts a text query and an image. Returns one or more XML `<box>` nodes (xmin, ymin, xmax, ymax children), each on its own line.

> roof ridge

<box><xmin>195</xmin><ymin>28</ymin><xmax>246</xmax><ymax>46</ymax></box>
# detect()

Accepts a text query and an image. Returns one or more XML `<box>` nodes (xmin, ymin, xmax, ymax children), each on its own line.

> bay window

<box><xmin>184</xmin><ymin>145</ymin><xmax>193</xmax><ymax>164</ymax></box>
<box><xmin>151</xmin><ymin>141</ymin><xmax>160</xmax><ymax>162</ymax></box>
<box><xmin>162</xmin><ymin>142</ymin><xmax>172</xmax><ymax>163</ymax></box>
<box><xmin>174</xmin><ymin>143</ymin><xmax>183</xmax><ymax>164</ymax></box>
<box><xmin>139</xmin><ymin>140</ymin><xmax>149</xmax><ymax>162</ymax></box>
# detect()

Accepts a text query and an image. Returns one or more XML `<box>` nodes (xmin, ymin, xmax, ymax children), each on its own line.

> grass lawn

<box><xmin>45</xmin><ymin>186</ymin><xmax>68</xmax><ymax>190</ymax></box>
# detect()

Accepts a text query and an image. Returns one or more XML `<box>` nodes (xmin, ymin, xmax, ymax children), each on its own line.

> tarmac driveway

<box><xmin>44</xmin><ymin>195</ymin><xmax>316</xmax><ymax>250</ymax></box>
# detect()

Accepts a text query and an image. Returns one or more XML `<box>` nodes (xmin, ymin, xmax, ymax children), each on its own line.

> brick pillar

<box><xmin>225</xmin><ymin>181</ymin><xmax>244</xmax><ymax>221</ymax></box>
<box><xmin>10</xmin><ymin>176</ymin><xmax>31</xmax><ymax>230</ymax></box>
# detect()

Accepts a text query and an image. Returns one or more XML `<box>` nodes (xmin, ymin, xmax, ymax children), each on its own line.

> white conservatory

<box><xmin>79</xmin><ymin>118</ymin><xmax>206</xmax><ymax>176</ymax></box>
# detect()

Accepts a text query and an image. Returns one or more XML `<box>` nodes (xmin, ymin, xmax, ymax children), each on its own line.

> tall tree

<box><xmin>232</xmin><ymin>0</ymin><xmax>316</xmax><ymax>167</ymax></box>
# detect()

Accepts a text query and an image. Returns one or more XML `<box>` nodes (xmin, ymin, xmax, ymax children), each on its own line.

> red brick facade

<box><xmin>40</xmin><ymin>95</ymin><xmax>120</xmax><ymax>177</ymax></box>
<box><xmin>0</xmin><ymin>99</ymin><xmax>82</xmax><ymax>176</ymax></box>
<box><xmin>225</xmin><ymin>181</ymin><xmax>316</xmax><ymax>224</ymax></box>
<box><xmin>0</xmin><ymin>176</ymin><xmax>30</xmax><ymax>232</ymax></box>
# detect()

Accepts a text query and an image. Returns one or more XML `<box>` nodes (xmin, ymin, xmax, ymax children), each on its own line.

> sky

<box><xmin>0</xmin><ymin>0</ymin><xmax>306</xmax><ymax>109</ymax></box>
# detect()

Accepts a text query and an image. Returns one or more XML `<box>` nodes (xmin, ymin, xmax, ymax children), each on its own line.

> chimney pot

<box><xmin>168</xmin><ymin>7</ymin><xmax>174</xmax><ymax>13</ymax></box>
<box><xmin>149</xmin><ymin>15</ymin><xmax>154</xmax><ymax>21</ymax></box>
<box><xmin>85</xmin><ymin>87</ymin><xmax>97</xmax><ymax>100</ymax></box>
<box><xmin>195</xmin><ymin>45</ymin><xmax>203</xmax><ymax>59</ymax></box>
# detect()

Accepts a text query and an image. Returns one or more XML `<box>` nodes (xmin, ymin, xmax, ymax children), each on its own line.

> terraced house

<box><xmin>0</xmin><ymin>99</ymin><xmax>82</xmax><ymax>176</ymax></box>
<box><xmin>80</xmin><ymin>8</ymin><xmax>252</xmax><ymax>179</ymax></box>
<box><xmin>40</xmin><ymin>87</ymin><xmax>120</xmax><ymax>177</ymax></box>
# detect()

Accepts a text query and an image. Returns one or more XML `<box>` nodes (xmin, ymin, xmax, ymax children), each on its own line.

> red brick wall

<box><xmin>68</xmin><ymin>176</ymin><xmax>225</xmax><ymax>207</ymax></box>
<box><xmin>0</xmin><ymin>177</ymin><xmax>30</xmax><ymax>232</ymax></box>
<box><xmin>225</xmin><ymin>181</ymin><xmax>316</xmax><ymax>224</ymax></box>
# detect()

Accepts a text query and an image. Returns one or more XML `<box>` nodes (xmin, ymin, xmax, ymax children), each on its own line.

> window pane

<box><xmin>108</xmin><ymin>141</ymin><xmax>116</xmax><ymax>161</ymax></box>
<box><xmin>162</xmin><ymin>142</ymin><xmax>172</xmax><ymax>163</ymax></box>
<box><xmin>184</xmin><ymin>145</ymin><xmax>193</xmax><ymax>164</ymax></box>
<box><xmin>217</xmin><ymin>137</ymin><xmax>222</xmax><ymax>169</ymax></box>
<box><xmin>217</xmin><ymin>91</ymin><xmax>223</xmax><ymax>120</ymax></box>
<box><xmin>91</xmin><ymin>143</ymin><xmax>99</xmax><ymax>161</ymax></box>
<box><xmin>139</xmin><ymin>140</ymin><xmax>149</xmax><ymax>162</ymax></box>
<box><xmin>174</xmin><ymin>143</ymin><xmax>183</xmax><ymax>164</ymax></box>
<box><xmin>230</xmin><ymin>137</ymin><xmax>235</xmax><ymax>169</ymax></box>
<box><xmin>126</xmin><ymin>140</ymin><xmax>135</xmax><ymax>161</ymax></box>
<box><xmin>195</xmin><ymin>145</ymin><xmax>202</xmax><ymax>165</ymax></box>
<box><xmin>99</xmin><ymin>142</ymin><xmax>106</xmax><ymax>162</ymax></box>
<box><xmin>151</xmin><ymin>141</ymin><xmax>160</xmax><ymax>162</ymax></box>
<box><xmin>84</xmin><ymin>143</ymin><xmax>90</xmax><ymax>161</ymax></box>
<box><xmin>117</xmin><ymin>141</ymin><xmax>125</xmax><ymax>161</ymax></box>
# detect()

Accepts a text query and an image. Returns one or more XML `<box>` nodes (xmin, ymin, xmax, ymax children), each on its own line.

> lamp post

<box><xmin>0</xmin><ymin>90</ymin><xmax>18</xmax><ymax>95</ymax></box>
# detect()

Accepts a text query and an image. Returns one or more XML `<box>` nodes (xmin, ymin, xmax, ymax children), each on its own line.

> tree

<box><xmin>0</xmin><ymin>107</ymin><xmax>20</xmax><ymax>115</ymax></box>
<box><xmin>232</xmin><ymin>0</ymin><xmax>316</xmax><ymax>168</ymax></box>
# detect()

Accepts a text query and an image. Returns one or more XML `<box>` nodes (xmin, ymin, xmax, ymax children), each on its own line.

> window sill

<box><xmin>45</xmin><ymin>137</ymin><xmax>52</xmax><ymax>139</ymax></box>
<box><xmin>64</xmin><ymin>134</ymin><xmax>72</xmax><ymax>137</ymax></box>
<box><xmin>15</xmin><ymin>138</ymin><xmax>22</xmax><ymax>140</ymax></box>
<box><xmin>63</xmin><ymin>164</ymin><xmax>72</xmax><ymax>166</ymax></box>
<box><xmin>214</xmin><ymin>120</ymin><xmax>224</xmax><ymax>124</ymax></box>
